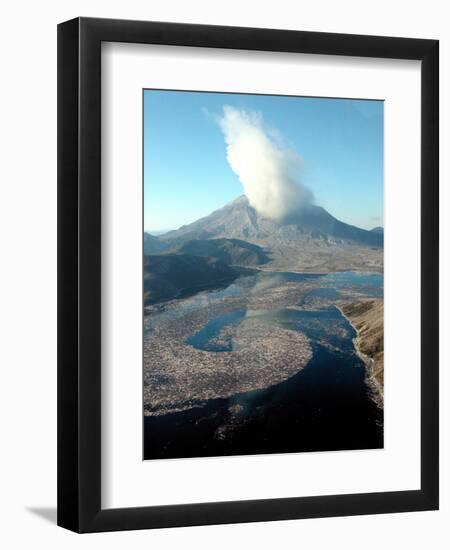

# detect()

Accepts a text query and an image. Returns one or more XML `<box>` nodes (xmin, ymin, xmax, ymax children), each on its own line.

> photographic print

<box><xmin>58</xmin><ymin>18</ymin><xmax>438</xmax><ymax>531</ymax></box>
<box><xmin>143</xmin><ymin>90</ymin><xmax>384</xmax><ymax>460</ymax></box>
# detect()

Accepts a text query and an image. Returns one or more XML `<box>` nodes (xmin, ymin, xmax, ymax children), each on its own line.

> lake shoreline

<box><xmin>336</xmin><ymin>303</ymin><xmax>384</xmax><ymax>409</ymax></box>
<box><xmin>254</xmin><ymin>266</ymin><xmax>384</xmax><ymax>276</ymax></box>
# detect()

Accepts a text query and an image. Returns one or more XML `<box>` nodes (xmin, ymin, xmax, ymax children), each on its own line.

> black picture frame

<box><xmin>57</xmin><ymin>17</ymin><xmax>439</xmax><ymax>533</ymax></box>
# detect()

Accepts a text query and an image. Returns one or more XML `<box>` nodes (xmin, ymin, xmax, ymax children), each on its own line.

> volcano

<box><xmin>148</xmin><ymin>196</ymin><xmax>383</xmax><ymax>273</ymax></box>
<box><xmin>160</xmin><ymin>195</ymin><xmax>383</xmax><ymax>248</ymax></box>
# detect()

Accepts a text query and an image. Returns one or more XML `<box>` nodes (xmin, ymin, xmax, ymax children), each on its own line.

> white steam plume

<box><xmin>218</xmin><ymin>106</ymin><xmax>312</xmax><ymax>220</ymax></box>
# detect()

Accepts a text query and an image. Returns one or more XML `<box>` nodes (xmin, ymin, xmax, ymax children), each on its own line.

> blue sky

<box><xmin>143</xmin><ymin>90</ymin><xmax>383</xmax><ymax>232</ymax></box>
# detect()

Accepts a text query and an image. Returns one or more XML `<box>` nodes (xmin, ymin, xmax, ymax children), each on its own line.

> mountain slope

<box><xmin>157</xmin><ymin>195</ymin><xmax>383</xmax><ymax>272</ymax></box>
<box><xmin>161</xmin><ymin>195</ymin><xmax>383</xmax><ymax>248</ymax></box>
<box><xmin>285</xmin><ymin>204</ymin><xmax>383</xmax><ymax>247</ymax></box>
<box><xmin>341</xmin><ymin>299</ymin><xmax>384</xmax><ymax>406</ymax></box>
<box><xmin>144</xmin><ymin>232</ymin><xmax>169</xmax><ymax>254</ymax></box>
<box><xmin>144</xmin><ymin>254</ymin><xmax>239</xmax><ymax>305</ymax></box>
<box><xmin>175</xmin><ymin>238</ymin><xmax>269</xmax><ymax>266</ymax></box>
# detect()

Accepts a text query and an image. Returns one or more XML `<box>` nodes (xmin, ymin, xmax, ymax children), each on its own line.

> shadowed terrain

<box><xmin>144</xmin><ymin>254</ymin><xmax>240</xmax><ymax>305</ymax></box>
